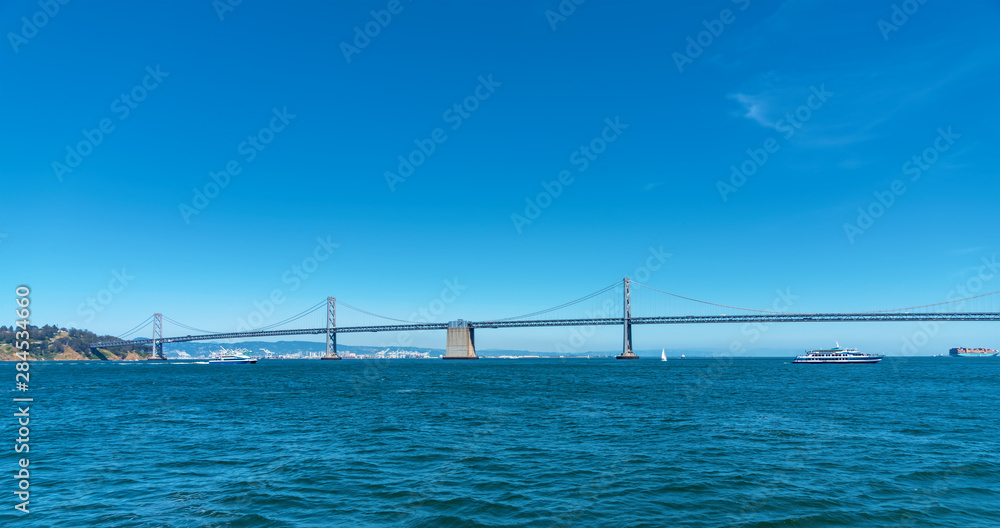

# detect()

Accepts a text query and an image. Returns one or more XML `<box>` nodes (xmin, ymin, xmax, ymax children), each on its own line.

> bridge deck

<box><xmin>90</xmin><ymin>312</ymin><xmax>1000</xmax><ymax>348</ymax></box>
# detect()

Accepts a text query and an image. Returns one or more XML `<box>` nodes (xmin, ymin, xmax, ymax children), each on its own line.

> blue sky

<box><xmin>2</xmin><ymin>0</ymin><xmax>998</xmax><ymax>354</ymax></box>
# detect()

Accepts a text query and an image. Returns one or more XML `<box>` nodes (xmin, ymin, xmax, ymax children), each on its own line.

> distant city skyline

<box><xmin>2</xmin><ymin>0</ymin><xmax>999</xmax><ymax>354</ymax></box>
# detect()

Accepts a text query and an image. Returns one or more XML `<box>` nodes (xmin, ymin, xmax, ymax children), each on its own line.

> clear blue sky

<box><xmin>2</xmin><ymin>0</ymin><xmax>998</xmax><ymax>354</ymax></box>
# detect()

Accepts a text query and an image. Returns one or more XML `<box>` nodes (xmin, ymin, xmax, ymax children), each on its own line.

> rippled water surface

<box><xmin>6</xmin><ymin>357</ymin><xmax>1000</xmax><ymax>527</ymax></box>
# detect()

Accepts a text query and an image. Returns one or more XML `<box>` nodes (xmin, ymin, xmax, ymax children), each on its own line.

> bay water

<box><xmin>5</xmin><ymin>357</ymin><xmax>998</xmax><ymax>527</ymax></box>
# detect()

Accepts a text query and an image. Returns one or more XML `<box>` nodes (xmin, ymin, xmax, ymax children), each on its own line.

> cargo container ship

<box><xmin>949</xmin><ymin>347</ymin><xmax>998</xmax><ymax>358</ymax></box>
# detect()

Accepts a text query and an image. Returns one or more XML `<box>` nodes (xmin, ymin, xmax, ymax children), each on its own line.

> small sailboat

<box><xmin>661</xmin><ymin>349</ymin><xmax>667</xmax><ymax>362</ymax></box>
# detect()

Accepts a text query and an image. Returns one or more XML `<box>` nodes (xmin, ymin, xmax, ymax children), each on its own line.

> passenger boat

<box><xmin>209</xmin><ymin>348</ymin><xmax>257</xmax><ymax>364</ymax></box>
<box><xmin>793</xmin><ymin>344</ymin><xmax>883</xmax><ymax>364</ymax></box>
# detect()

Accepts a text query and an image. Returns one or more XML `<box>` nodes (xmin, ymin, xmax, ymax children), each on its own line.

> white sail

<box><xmin>661</xmin><ymin>348</ymin><xmax>667</xmax><ymax>361</ymax></box>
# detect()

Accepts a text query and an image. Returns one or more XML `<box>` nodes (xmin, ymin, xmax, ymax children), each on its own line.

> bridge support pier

<box><xmin>322</xmin><ymin>297</ymin><xmax>342</xmax><ymax>360</ymax></box>
<box><xmin>443</xmin><ymin>320</ymin><xmax>478</xmax><ymax>360</ymax></box>
<box><xmin>617</xmin><ymin>278</ymin><xmax>639</xmax><ymax>359</ymax></box>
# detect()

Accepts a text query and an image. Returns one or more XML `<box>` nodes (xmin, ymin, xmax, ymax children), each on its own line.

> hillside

<box><xmin>0</xmin><ymin>324</ymin><xmax>151</xmax><ymax>361</ymax></box>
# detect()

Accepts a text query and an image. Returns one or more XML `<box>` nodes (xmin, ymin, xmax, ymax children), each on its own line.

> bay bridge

<box><xmin>90</xmin><ymin>278</ymin><xmax>1000</xmax><ymax>360</ymax></box>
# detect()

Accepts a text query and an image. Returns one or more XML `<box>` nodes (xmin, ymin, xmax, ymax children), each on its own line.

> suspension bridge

<box><xmin>90</xmin><ymin>278</ymin><xmax>1000</xmax><ymax>360</ymax></box>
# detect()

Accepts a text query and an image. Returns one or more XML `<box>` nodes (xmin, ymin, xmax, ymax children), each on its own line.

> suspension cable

<box><xmin>114</xmin><ymin>315</ymin><xmax>154</xmax><ymax>340</ymax></box>
<box><xmin>118</xmin><ymin>322</ymin><xmax>151</xmax><ymax>339</ymax></box>
<box><xmin>160</xmin><ymin>300</ymin><xmax>326</xmax><ymax>336</ymax></box>
<box><xmin>858</xmin><ymin>289</ymin><xmax>1000</xmax><ymax>313</ymax></box>
<box><xmin>161</xmin><ymin>316</ymin><xmax>220</xmax><ymax>335</ymax></box>
<box><xmin>630</xmin><ymin>281</ymin><xmax>797</xmax><ymax>314</ymax></box>
<box><xmin>254</xmin><ymin>299</ymin><xmax>327</xmax><ymax>330</ymax></box>
<box><xmin>496</xmin><ymin>280</ymin><xmax>623</xmax><ymax>321</ymax></box>
<box><xmin>337</xmin><ymin>300</ymin><xmax>422</xmax><ymax>323</ymax></box>
<box><xmin>631</xmin><ymin>280</ymin><xmax>1000</xmax><ymax>315</ymax></box>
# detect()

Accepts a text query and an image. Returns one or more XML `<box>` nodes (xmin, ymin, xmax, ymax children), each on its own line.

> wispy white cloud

<box><xmin>730</xmin><ymin>93</ymin><xmax>775</xmax><ymax>129</ymax></box>
<box><xmin>728</xmin><ymin>46</ymin><xmax>997</xmax><ymax>150</ymax></box>
<box><xmin>723</xmin><ymin>2</ymin><xmax>1000</xmax><ymax>149</ymax></box>
<box><xmin>837</xmin><ymin>158</ymin><xmax>874</xmax><ymax>170</ymax></box>
<box><xmin>949</xmin><ymin>246</ymin><xmax>986</xmax><ymax>256</ymax></box>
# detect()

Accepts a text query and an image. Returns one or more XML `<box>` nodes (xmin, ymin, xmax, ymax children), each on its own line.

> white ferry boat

<box><xmin>209</xmin><ymin>348</ymin><xmax>257</xmax><ymax>364</ymax></box>
<box><xmin>793</xmin><ymin>344</ymin><xmax>883</xmax><ymax>364</ymax></box>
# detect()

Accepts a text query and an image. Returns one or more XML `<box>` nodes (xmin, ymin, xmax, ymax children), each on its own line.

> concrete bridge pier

<box><xmin>443</xmin><ymin>320</ymin><xmax>478</xmax><ymax>360</ymax></box>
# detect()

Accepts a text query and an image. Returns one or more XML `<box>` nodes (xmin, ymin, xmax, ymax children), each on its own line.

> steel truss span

<box><xmin>90</xmin><ymin>312</ymin><xmax>1000</xmax><ymax>349</ymax></box>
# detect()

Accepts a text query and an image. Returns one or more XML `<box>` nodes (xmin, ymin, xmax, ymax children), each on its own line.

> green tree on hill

<box><xmin>0</xmin><ymin>325</ymin><xmax>151</xmax><ymax>360</ymax></box>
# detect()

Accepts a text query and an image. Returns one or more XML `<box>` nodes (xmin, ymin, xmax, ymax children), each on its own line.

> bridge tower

<box><xmin>616</xmin><ymin>277</ymin><xmax>639</xmax><ymax>359</ymax></box>
<box><xmin>322</xmin><ymin>297</ymin><xmax>342</xmax><ymax>360</ymax></box>
<box><xmin>443</xmin><ymin>320</ymin><xmax>478</xmax><ymax>359</ymax></box>
<box><xmin>150</xmin><ymin>313</ymin><xmax>167</xmax><ymax>360</ymax></box>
